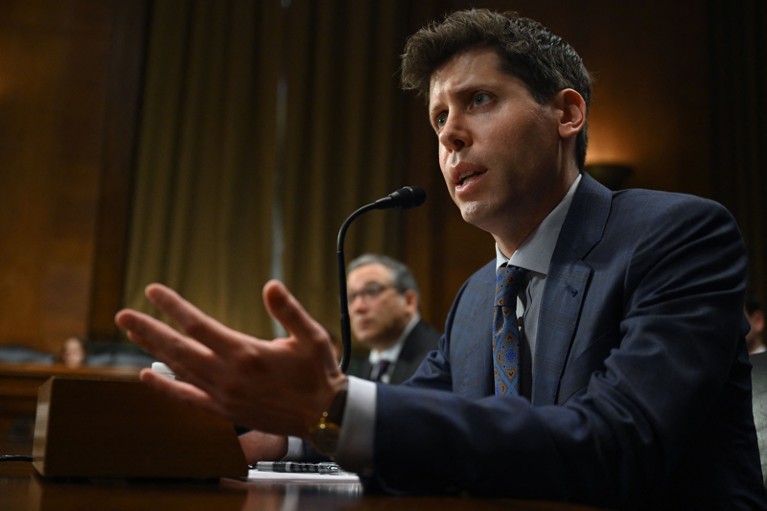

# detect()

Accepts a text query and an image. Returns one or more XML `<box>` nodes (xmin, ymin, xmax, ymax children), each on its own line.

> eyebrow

<box><xmin>348</xmin><ymin>280</ymin><xmax>388</xmax><ymax>290</ymax></box>
<box><xmin>427</xmin><ymin>101</ymin><xmax>444</xmax><ymax>123</ymax></box>
<box><xmin>429</xmin><ymin>83</ymin><xmax>487</xmax><ymax>118</ymax></box>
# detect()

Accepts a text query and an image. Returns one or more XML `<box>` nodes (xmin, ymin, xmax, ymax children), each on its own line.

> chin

<box><xmin>356</xmin><ymin>332</ymin><xmax>375</xmax><ymax>344</ymax></box>
<box><xmin>461</xmin><ymin>207</ymin><xmax>495</xmax><ymax>235</ymax></box>
<box><xmin>459</xmin><ymin>202</ymin><xmax>487</xmax><ymax>226</ymax></box>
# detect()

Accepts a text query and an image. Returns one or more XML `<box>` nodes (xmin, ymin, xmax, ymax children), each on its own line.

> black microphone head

<box><xmin>379</xmin><ymin>186</ymin><xmax>427</xmax><ymax>210</ymax></box>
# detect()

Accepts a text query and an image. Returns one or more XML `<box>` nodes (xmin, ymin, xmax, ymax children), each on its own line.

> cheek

<box><xmin>496</xmin><ymin>124</ymin><xmax>554</xmax><ymax>173</ymax></box>
<box><xmin>437</xmin><ymin>148</ymin><xmax>455</xmax><ymax>190</ymax></box>
<box><xmin>438</xmin><ymin>146</ymin><xmax>448</xmax><ymax>172</ymax></box>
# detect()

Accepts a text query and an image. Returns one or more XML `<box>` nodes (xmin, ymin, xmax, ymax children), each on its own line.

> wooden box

<box><xmin>32</xmin><ymin>377</ymin><xmax>247</xmax><ymax>479</ymax></box>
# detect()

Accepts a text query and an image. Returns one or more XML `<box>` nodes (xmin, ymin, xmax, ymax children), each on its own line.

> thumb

<box><xmin>262</xmin><ymin>280</ymin><xmax>328</xmax><ymax>343</ymax></box>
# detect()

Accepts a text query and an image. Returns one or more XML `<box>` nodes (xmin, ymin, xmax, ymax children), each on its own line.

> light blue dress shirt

<box><xmin>336</xmin><ymin>175</ymin><xmax>582</xmax><ymax>474</ymax></box>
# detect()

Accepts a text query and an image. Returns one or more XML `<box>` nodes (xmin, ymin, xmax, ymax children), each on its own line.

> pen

<box><xmin>254</xmin><ymin>461</ymin><xmax>342</xmax><ymax>475</ymax></box>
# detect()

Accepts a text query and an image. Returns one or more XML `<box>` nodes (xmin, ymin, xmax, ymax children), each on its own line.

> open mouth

<box><xmin>450</xmin><ymin>161</ymin><xmax>486</xmax><ymax>191</ymax></box>
<box><xmin>457</xmin><ymin>171</ymin><xmax>481</xmax><ymax>186</ymax></box>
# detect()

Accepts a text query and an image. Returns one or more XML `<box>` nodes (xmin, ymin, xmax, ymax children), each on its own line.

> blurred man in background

<box><xmin>345</xmin><ymin>254</ymin><xmax>439</xmax><ymax>384</ymax></box>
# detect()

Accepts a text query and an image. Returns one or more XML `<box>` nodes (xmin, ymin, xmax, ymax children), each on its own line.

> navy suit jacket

<box><xmin>369</xmin><ymin>174</ymin><xmax>766</xmax><ymax>509</ymax></box>
<box><xmin>350</xmin><ymin>320</ymin><xmax>440</xmax><ymax>384</ymax></box>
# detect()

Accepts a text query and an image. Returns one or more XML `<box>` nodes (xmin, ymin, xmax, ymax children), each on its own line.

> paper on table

<box><xmin>245</xmin><ymin>468</ymin><xmax>361</xmax><ymax>484</ymax></box>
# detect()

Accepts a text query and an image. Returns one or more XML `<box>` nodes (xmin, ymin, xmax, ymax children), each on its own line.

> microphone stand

<box><xmin>335</xmin><ymin>186</ymin><xmax>426</xmax><ymax>373</ymax></box>
<box><xmin>336</xmin><ymin>202</ymin><xmax>381</xmax><ymax>373</ymax></box>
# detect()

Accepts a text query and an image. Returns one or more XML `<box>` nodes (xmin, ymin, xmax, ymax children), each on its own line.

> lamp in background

<box><xmin>584</xmin><ymin>163</ymin><xmax>634</xmax><ymax>190</ymax></box>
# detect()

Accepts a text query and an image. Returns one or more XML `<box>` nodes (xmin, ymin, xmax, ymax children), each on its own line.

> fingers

<box><xmin>263</xmin><ymin>280</ymin><xmax>343</xmax><ymax>382</ymax></box>
<box><xmin>143</xmin><ymin>283</ymin><xmax>254</xmax><ymax>352</ymax></box>
<box><xmin>115</xmin><ymin>307</ymin><xmax>217</xmax><ymax>388</ymax></box>
<box><xmin>115</xmin><ymin>281</ymin><xmax>342</xmax><ymax>436</ymax></box>
<box><xmin>262</xmin><ymin>280</ymin><xmax>329</xmax><ymax>344</ymax></box>
<box><xmin>116</xmin><ymin>284</ymin><xmax>263</xmax><ymax>386</ymax></box>
<box><xmin>115</xmin><ymin>307</ymin><xmax>207</xmax><ymax>360</ymax></box>
<box><xmin>139</xmin><ymin>368</ymin><xmax>227</xmax><ymax>419</ymax></box>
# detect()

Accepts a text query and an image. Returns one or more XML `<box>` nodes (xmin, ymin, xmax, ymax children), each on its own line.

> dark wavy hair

<box><xmin>401</xmin><ymin>9</ymin><xmax>592</xmax><ymax>170</ymax></box>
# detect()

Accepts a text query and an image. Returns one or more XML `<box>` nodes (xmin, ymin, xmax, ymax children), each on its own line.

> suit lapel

<box><xmin>389</xmin><ymin>322</ymin><xmax>422</xmax><ymax>384</ymax></box>
<box><xmin>452</xmin><ymin>261</ymin><xmax>497</xmax><ymax>398</ymax></box>
<box><xmin>532</xmin><ymin>174</ymin><xmax>612</xmax><ymax>405</ymax></box>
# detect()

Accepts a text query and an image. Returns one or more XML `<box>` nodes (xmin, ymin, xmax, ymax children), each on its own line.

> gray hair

<box><xmin>347</xmin><ymin>253</ymin><xmax>419</xmax><ymax>297</ymax></box>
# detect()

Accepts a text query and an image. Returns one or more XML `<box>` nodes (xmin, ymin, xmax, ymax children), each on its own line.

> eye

<box><xmin>434</xmin><ymin>112</ymin><xmax>448</xmax><ymax>131</ymax></box>
<box><xmin>348</xmin><ymin>283</ymin><xmax>392</xmax><ymax>303</ymax></box>
<box><xmin>472</xmin><ymin>92</ymin><xmax>492</xmax><ymax>107</ymax></box>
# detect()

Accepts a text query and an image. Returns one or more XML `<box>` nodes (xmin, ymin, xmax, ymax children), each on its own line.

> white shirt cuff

<box><xmin>334</xmin><ymin>375</ymin><xmax>376</xmax><ymax>474</ymax></box>
<box><xmin>282</xmin><ymin>435</ymin><xmax>305</xmax><ymax>460</ymax></box>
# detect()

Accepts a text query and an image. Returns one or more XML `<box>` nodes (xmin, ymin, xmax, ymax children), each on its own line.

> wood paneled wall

<box><xmin>0</xmin><ymin>1</ymin><xmax>114</xmax><ymax>353</ymax></box>
<box><xmin>0</xmin><ymin>0</ymin><xmax>145</xmax><ymax>353</ymax></box>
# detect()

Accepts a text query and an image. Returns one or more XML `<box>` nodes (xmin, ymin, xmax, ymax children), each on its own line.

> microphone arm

<box><xmin>336</xmin><ymin>186</ymin><xmax>426</xmax><ymax>372</ymax></box>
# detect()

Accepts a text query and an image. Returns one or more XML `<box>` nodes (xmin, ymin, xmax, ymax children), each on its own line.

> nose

<box><xmin>348</xmin><ymin>293</ymin><xmax>368</xmax><ymax>313</ymax></box>
<box><xmin>438</xmin><ymin>113</ymin><xmax>469</xmax><ymax>153</ymax></box>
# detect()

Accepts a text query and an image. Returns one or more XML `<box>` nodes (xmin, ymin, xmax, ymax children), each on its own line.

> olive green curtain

<box><xmin>278</xmin><ymin>0</ymin><xmax>410</xmax><ymax>338</ymax></box>
<box><xmin>124</xmin><ymin>0</ymin><xmax>411</xmax><ymax>339</ymax></box>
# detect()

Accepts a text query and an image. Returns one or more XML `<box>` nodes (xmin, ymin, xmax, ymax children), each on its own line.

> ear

<box><xmin>555</xmin><ymin>88</ymin><xmax>586</xmax><ymax>140</ymax></box>
<box><xmin>402</xmin><ymin>290</ymin><xmax>419</xmax><ymax>314</ymax></box>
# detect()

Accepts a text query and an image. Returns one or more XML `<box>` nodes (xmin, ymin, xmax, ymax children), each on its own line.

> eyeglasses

<box><xmin>347</xmin><ymin>283</ymin><xmax>396</xmax><ymax>303</ymax></box>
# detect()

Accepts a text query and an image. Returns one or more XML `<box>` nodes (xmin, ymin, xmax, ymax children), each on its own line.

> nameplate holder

<box><xmin>32</xmin><ymin>377</ymin><xmax>247</xmax><ymax>479</ymax></box>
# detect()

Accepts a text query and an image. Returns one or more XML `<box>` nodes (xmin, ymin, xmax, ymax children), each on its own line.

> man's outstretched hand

<box><xmin>114</xmin><ymin>280</ymin><xmax>346</xmax><ymax>440</ymax></box>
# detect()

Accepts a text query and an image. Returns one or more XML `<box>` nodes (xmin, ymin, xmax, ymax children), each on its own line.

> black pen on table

<box><xmin>253</xmin><ymin>461</ymin><xmax>342</xmax><ymax>475</ymax></box>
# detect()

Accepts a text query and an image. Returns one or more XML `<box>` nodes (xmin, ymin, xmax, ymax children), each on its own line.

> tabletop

<box><xmin>0</xmin><ymin>436</ymin><xmax>605</xmax><ymax>511</ymax></box>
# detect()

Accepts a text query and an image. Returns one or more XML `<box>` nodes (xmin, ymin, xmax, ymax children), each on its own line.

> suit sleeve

<box><xmin>367</xmin><ymin>197</ymin><xmax>759</xmax><ymax>508</ymax></box>
<box><xmin>397</xmin><ymin>285</ymin><xmax>471</xmax><ymax>392</ymax></box>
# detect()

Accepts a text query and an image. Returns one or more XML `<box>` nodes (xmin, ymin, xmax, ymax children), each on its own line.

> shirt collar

<box><xmin>496</xmin><ymin>173</ymin><xmax>582</xmax><ymax>275</ymax></box>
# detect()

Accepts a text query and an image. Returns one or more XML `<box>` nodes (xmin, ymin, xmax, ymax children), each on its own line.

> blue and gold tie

<box><xmin>493</xmin><ymin>265</ymin><xmax>528</xmax><ymax>395</ymax></box>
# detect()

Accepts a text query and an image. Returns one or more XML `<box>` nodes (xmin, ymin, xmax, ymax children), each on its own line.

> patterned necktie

<box><xmin>370</xmin><ymin>359</ymin><xmax>391</xmax><ymax>382</ymax></box>
<box><xmin>493</xmin><ymin>265</ymin><xmax>528</xmax><ymax>395</ymax></box>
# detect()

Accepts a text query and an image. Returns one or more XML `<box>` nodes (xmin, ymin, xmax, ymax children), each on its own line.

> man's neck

<box><xmin>368</xmin><ymin>315</ymin><xmax>420</xmax><ymax>360</ymax></box>
<box><xmin>493</xmin><ymin>171</ymin><xmax>579</xmax><ymax>255</ymax></box>
<box><xmin>495</xmin><ymin>173</ymin><xmax>582</xmax><ymax>260</ymax></box>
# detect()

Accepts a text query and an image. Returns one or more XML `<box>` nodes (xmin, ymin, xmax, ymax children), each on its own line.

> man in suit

<box><xmin>115</xmin><ymin>9</ymin><xmax>766</xmax><ymax>509</ymax></box>
<box><xmin>345</xmin><ymin>254</ymin><xmax>440</xmax><ymax>384</ymax></box>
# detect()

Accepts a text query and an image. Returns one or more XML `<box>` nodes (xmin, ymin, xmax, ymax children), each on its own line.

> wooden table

<box><xmin>0</xmin><ymin>438</ymin><xmax>604</xmax><ymax>511</ymax></box>
<box><xmin>0</xmin><ymin>365</ymin><xmax>605</xmax><ymax>510</ymax></box>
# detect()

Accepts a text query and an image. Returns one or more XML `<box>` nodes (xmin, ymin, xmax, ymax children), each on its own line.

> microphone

<box><xmin>372</xmin><ymin>186</ymin><xmax>427</xmax><ymax>210</ymax></box>
<box><xmin>336</xmin><ymin>186</ymin><xmax>427</xmax><ymax>372</ymax></box>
